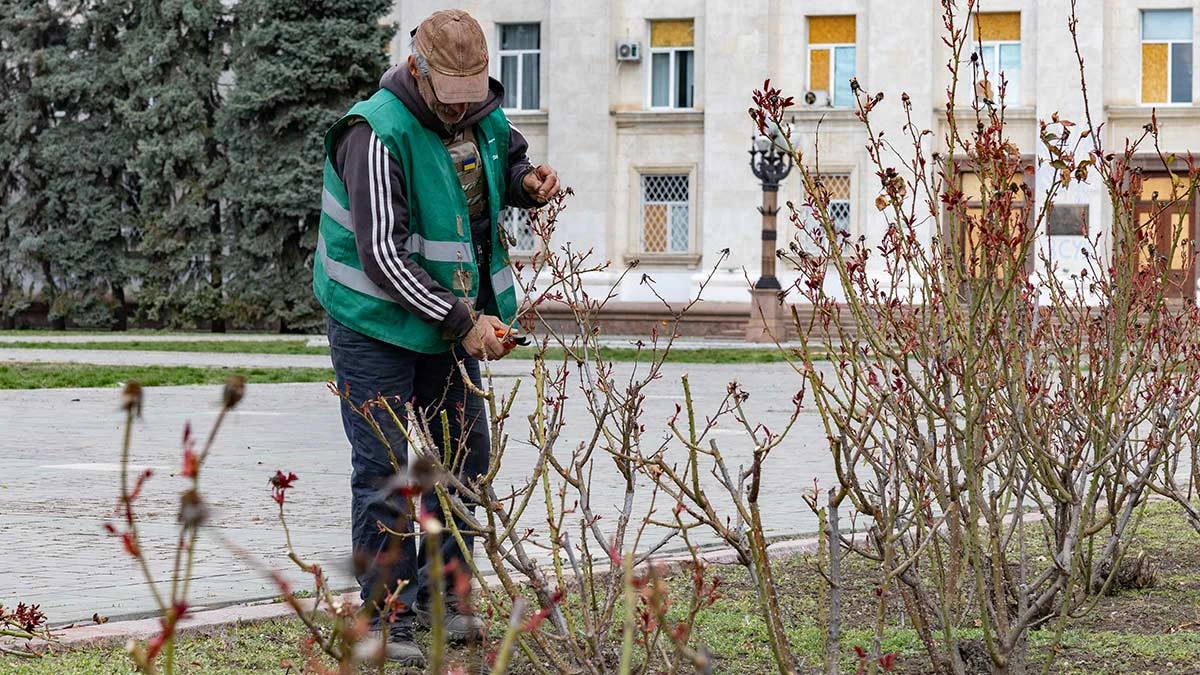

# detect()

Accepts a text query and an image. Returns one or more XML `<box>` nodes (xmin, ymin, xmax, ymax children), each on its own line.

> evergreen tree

<box><xmin>0</xmin><ymin>1</ymin><xmax>70</xmax><ymax>328</ymax></box>
<box><xmin>33</xmin><ymin>0</ymin><xmax>142</xmax><ymax>329</ymax></box>
<box><xmin>123</xmin><ymin>0</ymin><xmax>230</xmax><ymax>331</ymax></box>
<box><xmin>219</xmin><ymin>0</ymin><xmax>391</xmax><ymax>332</ymax></box>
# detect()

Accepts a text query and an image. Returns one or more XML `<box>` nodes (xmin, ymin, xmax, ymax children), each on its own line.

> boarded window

<box><xmin>649</xmin><ymin>19</ymin><xmax>695</xmax><ymax>108</ymax></box>
<box><xmin>972</xmin><ymin>12</ymin><xmax>1021</xmax><ymax>104</ymax></box>
<box><xmin>1141</xmin><ymin>10</ymin><xmax>1193</xmax><ymax>104</ymax></box>
<box><xmin>808</xmin><ymin>16</ymin><xmax>857</xmax><ymax>108</ymax></box>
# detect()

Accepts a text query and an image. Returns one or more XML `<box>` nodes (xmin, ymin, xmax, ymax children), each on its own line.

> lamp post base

<box><xmin>745</xmin><ymin>287</ymin><xmax>788</xmax><ymax>343</ymax></box>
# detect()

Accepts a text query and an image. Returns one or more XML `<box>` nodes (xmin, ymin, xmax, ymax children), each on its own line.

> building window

<box><xmin>499</xmin><ymin>23</ymin><xmax>540</xmax><ymax>110</ymax></box>
<box><xmin>649</xmin><ymin>19</ymin><xmax>694</xmax><ymax>109</ymax></box>
<box><xmin>808</xmin><ymin>16</ymin><xmax>857</xmax><ymax>108</ymax></box>
<box><xmin>972</xmin><ymin>12</ymin><xmax>1021</xmax><ymax>104</ymax></box>
<box><xmin>641</xmin><ymin>174</ymin><xmax>690</xmax><ymax>253</ymax></box>
<box><xmin>500</xmin><ymin>207</ymin><xmax>537</xmax><ymax>253</ymax></box>
<box><xmin>1142</xmin><ymin>9</ymin><xmax>1193</xmax><ymax>104</ymax></box>
<box><xmin>800</xmin><ymin>174</ymin><xmax>852</xmax><ymax>250</ymax></box>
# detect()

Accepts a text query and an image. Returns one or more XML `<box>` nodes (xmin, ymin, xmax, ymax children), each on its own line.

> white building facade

<box><xmin>390</xmin><ymin>1</ymin><xmax>1200</xmax><ymax>307</ymax></box>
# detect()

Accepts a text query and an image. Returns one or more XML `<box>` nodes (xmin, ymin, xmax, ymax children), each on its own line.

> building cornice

<box><xmin>505</xmin><ymin>110</ymin><xmax>549</xmax><ymax>128</ymax></box>
<box><xmin>791</xmin><ymin>108</ymin><xmax>859</xmax><ymax>121</ymax></box>
<box><xmin>789</xmin><ymin>108</ymin><xmax>862</xmax><ymax>133</ymax></box>
<box><xmin>1105</xmin><ymin>105</ymin><xmax>1200</xmax><ymax>122</ymax></box>
<box><xmin>611</xmin><ymin>110</ymin><xmax>705</xmax><ymax>131</ymax></box>
<box><xmin>933</xmin><ymin>105</ymin><xmax>1037</xmax><ymax>122</ymax></box>
<box><xmin>622</xmin><ymin>252</ymin><xmax>704</xmax><ymax>267</ymax></box>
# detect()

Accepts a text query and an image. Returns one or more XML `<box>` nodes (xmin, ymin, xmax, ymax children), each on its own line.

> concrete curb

<box><xmin>7</xmin><ymin>534</ymin><xmax>825</xmax><ymax>653</ymax></box>
<box><xmin>0</xmin><ymin>347</ymin><xmax>336</xmax><ymax>370</ymax></box>
<box><xmin>0</xmin><ymin>334</ymin><xmax>313</xmax><ymax>344</ymax></box>
<box><xmin>32</xmin><ymin>595</ymin><xmax>353</xmax><ymax>650</ymax></box>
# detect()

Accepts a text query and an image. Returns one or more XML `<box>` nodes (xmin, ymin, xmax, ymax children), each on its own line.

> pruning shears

<box><xmin>495</xmin><ymin>329</ymin><xmax>530</xmax><ymax>348</ymax></box>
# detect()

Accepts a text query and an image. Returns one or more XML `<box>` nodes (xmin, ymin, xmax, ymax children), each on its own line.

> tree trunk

<box><xmin>210</xmin><ymin>202</ymin><xmax>225</xmax><ymax>333</ymax></box>
<box><xmin>0</xmin><ymin>279</ymin><xmax>11</xmax><ymax>330</ymax></box>
<box><xmin>996</xmin><ymin>638</ymin><xmax>1028</xmax><ymax>675</ymax></box>
<box><xmin>824</xmin><ymin>494</ymin><xmax>843</xmax><ymax>675</ymax></box>
<box><xmin>112</xmin><ymin>285</ymin><xmax>128</xmax><ymax>331</ymax></box>
<box><xmin>41</xmin><ymin>259</ymin><xmax>65</xmax><ymax>330</ymax></box>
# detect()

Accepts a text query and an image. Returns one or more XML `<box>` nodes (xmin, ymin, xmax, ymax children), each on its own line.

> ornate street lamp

<box><xmin>745</xmin><ymin>121</ymin><xmax>794</xmax><ymax>342</ymax></box>
<box><xmin>748</xmin><ymin>124</ymin><xmax>794</xmax><ymax>290</ymax></box>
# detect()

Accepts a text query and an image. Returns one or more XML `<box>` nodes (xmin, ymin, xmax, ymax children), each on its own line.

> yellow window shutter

<box><xmin>809</xmin><ymin>48</ymin><xmax>830</xmax><ymax>91</ymax></box>
<box><xmin>643</xmin><ymin>204</ymin><xmax>667</xmax><ymax>252</ymax></box>
<box><xmin>824</xmin><ymin>175</ymin><xmax>851</xmax><ymax>200</ymax></box>
<box><xmin>1141</xmin><ymin>43</ymin><xmax>1168</xmax><ymax>103</ymax></box>
<box><xmin>650</xmin><ymin>19</ymin><xmax>694</xmax><ymax>48</ymax></box>
<box><xmin>809</xmin><ymin>15</ymin><xmax>856</xmax><ymax>45</ymax></box>
<box><xmin>975</xmin><ymin>12</ymin><xmax>1020</xmax><ymax>41</ymax></box>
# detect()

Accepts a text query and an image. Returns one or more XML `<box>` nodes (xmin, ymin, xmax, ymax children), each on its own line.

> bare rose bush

<box><xmin>90</xmin><ymin>2</ymin><xmax>1200</xmax><ymax>674</ymax></box>
<box><xmin>736</xmin><ymin>1</ymin><xmax>1200</xmax><ymax>673</ymax></box>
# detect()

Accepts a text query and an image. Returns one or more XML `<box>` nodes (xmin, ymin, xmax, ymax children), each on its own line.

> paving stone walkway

<box><xmin>0</xmin><ymin>348</ymin><xmax>835</xmax><ymax>626</ymax></box>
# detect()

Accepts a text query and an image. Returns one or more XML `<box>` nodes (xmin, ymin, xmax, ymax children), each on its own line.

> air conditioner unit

<box><xmin>804</xmin><ymin>90</ymin><xmax>831</xmax><ymax>107</ymax></box>
<box><xmin>616</xmin><ymin>41</ymin><xmax>641</xmax><ymax>62</ymax></box>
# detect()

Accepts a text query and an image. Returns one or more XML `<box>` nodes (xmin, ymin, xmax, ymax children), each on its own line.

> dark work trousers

<box><xmin>326</xmin><ymin>316</ymin><xmax>490</xmax><ymax>620</ymax></box>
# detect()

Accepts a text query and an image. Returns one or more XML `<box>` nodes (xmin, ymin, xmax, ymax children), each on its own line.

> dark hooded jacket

<box><xmin>331</xmin><ymin>65</ymin><xmax>540</xmax><ymax>340</ymax></box>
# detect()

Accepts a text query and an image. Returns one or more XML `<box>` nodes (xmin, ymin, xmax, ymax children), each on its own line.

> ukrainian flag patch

<box><xmin>462</xmin><ymin>156</ymin><xmax>478</xmax><ymax>171</ymax></box>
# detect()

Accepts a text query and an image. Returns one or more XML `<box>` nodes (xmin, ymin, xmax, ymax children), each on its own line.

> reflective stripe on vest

<box><xmin>408</xmin><ymin>234</ymin><xmax>474</xmax><ymax>264</ymax></box>
<box><xmin>322</xmin><ymin>188</ymin><xmax>352</xmax><ymax>229</ymax></box>
<box><xmin>492</xmin><ymin>267</ymin><xmax>515</xmax><ymax>296</ymax></box>
<box><xmin>317</xmin><ymin>233</ymin><xmax>396</xmax><ymax>304</ymax></box>
<box><xmin>318</xmin><ymin>233</ymin><xmax>477</xmax><ymax>308</ymax></box>
<box><xmin>321</xmin><ymin>187</ymin><xmax>475</xmax><ymax>264</ymax></box>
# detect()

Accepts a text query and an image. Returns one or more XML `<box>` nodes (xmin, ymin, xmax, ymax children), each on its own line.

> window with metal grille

<box><xmin>500</xmin><ymin>207</ymin><xmax>537</xmax><ymax>253</ymax></box>
<box><xmin>641</xmin><ymin>174</ymin><xmax>690</xmax><ymax>253</ymax></box>
<box><xmin>800</xmin><ymin>173</ymin><xmax>852</xmax><ymax>249</ymax></box>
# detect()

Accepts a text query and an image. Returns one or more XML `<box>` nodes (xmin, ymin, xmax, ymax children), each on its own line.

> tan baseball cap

<box><xmin>412</xmin><ymin>10</ymin><xmax>490</xmax><ymax>105</ymax></box>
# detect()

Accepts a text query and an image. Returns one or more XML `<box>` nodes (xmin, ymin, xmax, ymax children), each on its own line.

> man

<box><xmin>312</xmin><ymin>9</ymin><xmax>560</xmax><ymax>667</ymax></box>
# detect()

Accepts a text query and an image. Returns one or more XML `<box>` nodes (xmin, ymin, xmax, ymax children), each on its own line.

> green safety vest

<box><xmin>312</xmin><ymin>88</ymin><xmax>518</xmax><ymax>353</ymax></box>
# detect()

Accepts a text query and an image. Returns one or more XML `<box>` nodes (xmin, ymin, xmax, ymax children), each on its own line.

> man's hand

<box><xmin>522</xmin><ymin>165</ymin><xmax>560</xmax><ymax>204</ymax></box>
<box><xmin>460</xmin><ymin>314</ymin><xmax>513</xmax><ymax>360</ymax></box>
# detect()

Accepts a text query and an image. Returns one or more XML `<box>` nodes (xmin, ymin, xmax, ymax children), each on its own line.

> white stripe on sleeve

<box><xmin>367</xmin><ymin>133</ymin><xmax>451</xmax><ymax>320</ymax></box>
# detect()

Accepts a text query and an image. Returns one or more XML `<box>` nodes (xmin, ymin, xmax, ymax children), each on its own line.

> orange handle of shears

<box><xmin>494</xmin><ymin>329</ymin><xmax>530</xmax><ymax>346</ymax></box>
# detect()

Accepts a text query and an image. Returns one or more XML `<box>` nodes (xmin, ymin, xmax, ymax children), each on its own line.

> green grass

<box><xmin>8</xmin><ymin>612</ymin><xmax>1200</xmax><ymax>675</ymax></box>
<box><xmin>10</xmin><ymin>503</ymin><xmax>1200</xmax><ymax>674</ymax></box>
<box><xmin>0</xmin><ymin>363</ymin><xmax>333</xmax><ymax>389</ymax></box>
<box><xmin>0</xmin><ymin>329</ymin><xmax>194</xmax><ymax>336</ymax></box>
<box><xmin>0</xmin><ymin>340</ymin><xmax>328</xmax><ymax>355</ymax></box>
<box><xmin>0</xmin><ymin>620</ymin><xmax>318</xmax><ymax>674</ymax></box>
<box><xmin>0</xmin><ymin>339</ymin><xmax>815</xmax><ymax>364</ymax></box>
